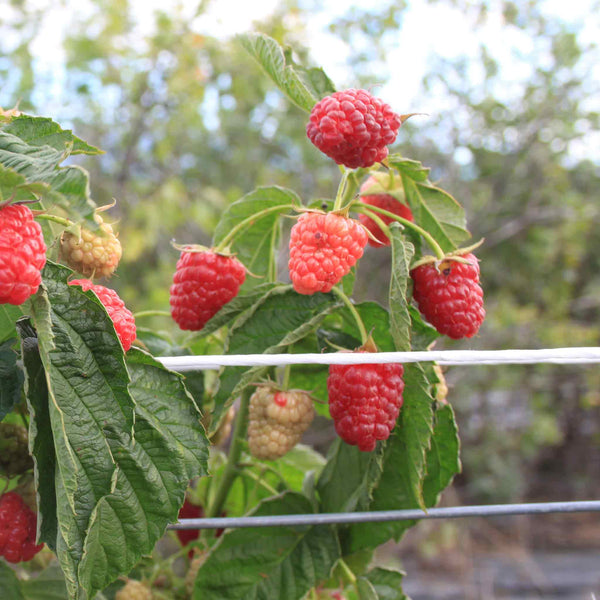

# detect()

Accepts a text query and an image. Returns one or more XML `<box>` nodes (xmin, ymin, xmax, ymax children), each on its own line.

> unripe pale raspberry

<box><xmin>432</xmin><ymin>364</ymin><xmax>448</xmax><ymax>405</ymax></box>
<box><xmin>358</xmin><ymin>175</ymin><xmax>414</xmax><ymax>247</ymax></box>
<box><xmin>0</xmin><ymin>491</ymin><xmax>44</xmax><ymax>563</ymax></box>
<box><xmin>307</xmin><ymin>89</ymin><xmax>401</xmax><ymax>168</ymax></box>
<box><xmin>327</xmin><ymin>354</ymin><xmax>404</xmax><ymax>452</ymax></box>
<box><xmin>0</xmin><ymin>204</ymin><xmax>46</xmax><ymax>305</ymax></box>
<box><xmin>0</xmin><ymin>423</ymin><xmax>34</xmax><ymax>477</ymax></box>
<box><xmin>60</xmin><ymin>214</ymin><xmax>122</xmax><ymax>278</ymax></box>
<box><xmin>170</xmin><ymin>249</ymin><xmax>246</xmax><ymax>331</ymax></box>
<box><xmin>248</xmin><ymin>387</ymin><xmax>314</xmax><ymax>460</ymax></box>
<box><xmin>185</xmin><ymin>550</ymin><xmax>207</xmax><ymax>596</ymax></box>
<box><xmin>68</xmin><ymin>279</ymin><xmax>136</xmax><ymax>351</ymax></box>
<box><xmin>411</xmin><ymin>253</ymin><xmax>485</xmax><ymax>339</ymax></box>
<box><xmin>115</xmin><ymin>580</ymin><xmax>153</xmax><ymax>600</ymax></box>
<box><xmin>288</xmin><ymin>212</ymin><xmax>368</xmax><ymax>295</ymax></box>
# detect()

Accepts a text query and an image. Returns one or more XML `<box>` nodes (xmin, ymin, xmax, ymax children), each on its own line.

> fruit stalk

<box><xmin>330</xmin><ymin>286</ymin><xmax>368</xmax><ymax>344</ymax></box>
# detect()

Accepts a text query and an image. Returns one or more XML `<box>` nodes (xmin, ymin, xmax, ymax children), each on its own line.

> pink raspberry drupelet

<box><xmin>306</xmin><ymin>89</ymin><xmax>402</xmax><ymax>169</ymax></box>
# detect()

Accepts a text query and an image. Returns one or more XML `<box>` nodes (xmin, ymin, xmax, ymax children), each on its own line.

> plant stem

<box><xmin>132</xmin><ymin>310</ymin><xmax>172</xmax><ymax>319</ymax></box>
<box><xmin>214</xmin><ymin>204</ymin><xmax>295</xmax><ymax>252</ymax></box>
<box><xmin>331</xmin><ymin>286</ymin><xmax>368</xmax><ymax>345</ymax></box>
<box><xmin>333</xmin><ymin>169</ymin><xmax>350</xmax><ymax>212</ymax></box>
<box><xmin>205</xmin><ymin>389</ymin><xmax>251</xmax><ymax>520</ymax></box>
<box><xmin>34</xmin><ymin>213</ymin><xmax>73</xmax><ymax>228</ymax></box>
<box><xmin>353</xmin><ymin>203</ymin><xmax>446</xmax><ymax>260</ymax></box>
<box><xmin>338</xmin><ymin>557</ymin><xmax>357</xmax><ymax>585</ymax></box>
<box><xmin>360</xmin><ymin>208</ymin><xmax>392</xmax><ymax>245</ymax></box>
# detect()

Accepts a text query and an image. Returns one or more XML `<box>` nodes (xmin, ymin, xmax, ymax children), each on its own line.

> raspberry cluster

<box><xmin>358</xmin><ymin>175</ymin><xmax>414</xmax><ymax>247</ymax></box>
<box><xmin>0</xmin><ymin>204</ymin><xmax>46</xmax><ymax>305</ymax></box>
<box><xmin>0</xmin><ymin>423</ymin><xmax>34</xmax><ymax>477</ymax></box>
<box><xmin>60</xmin><ymin>214</ymin><xmax>122</xmax><ymax>279</ymax></box>
<box><xmin>248</xmin><ymin>387</ymin><xmax>314</xmax><ymax>460</ymax></box>
<box><xmin>69</xmin><ymin>279</ymin><xmax>137</xmax><ymax>351</ymax></box>
<box><xmin>170</xmin><ymin>249</ymin><xmax>246</xmax><ymax>331</ymax></box>
<box><xmin>0</xmin><ymin>491</ymin><xmax>43</xmax><ymax>563</ymax></box>
<box><xmin>328</xmin><ymin>355</ymin><xmax>405</xmax><ymax>452</ymax></box>
<box><xmin>288</xmin><ymin>212</ymin><xmax>367</xmax><ymax>295</ymax></box>
<box><xmin>307</xmin><ymin>89</ymin><xmax>401</xmax><ymax>168</ymax></box>
<box><xmin>411</xmin><ymin>253</ymin><xmax>485</xmax><ymax>339</ymax></box>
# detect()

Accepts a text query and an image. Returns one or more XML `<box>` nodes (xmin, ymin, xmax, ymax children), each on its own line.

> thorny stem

<box><xmin>205</xmin><ymin>388</ymin><xmax>252</xmax><ymax>522</ymax></box>
<box><xmin>353</xmin><ymin>203</ymin><xmax>446</xmax><ymax>260</ymax></box>
<box><xmin>331</xmin><ymin>286</ymin><xmax>368</xmax><ymax>345</ymax></box>
<box><xmin>214</xmin><ymin>204</ymin><xmax>295</xmax><ymax>252</ymax></box>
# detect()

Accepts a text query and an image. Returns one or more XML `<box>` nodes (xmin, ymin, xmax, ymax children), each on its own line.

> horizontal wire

<box><xmin>157</xmin><ymin>347</ymin><xmax>600</xmax><ymax>371</ymax></box>
<box><xmin>169</xmin><ymin>500</ymin><xmax>600</xmax><ymax>530</ymax></box>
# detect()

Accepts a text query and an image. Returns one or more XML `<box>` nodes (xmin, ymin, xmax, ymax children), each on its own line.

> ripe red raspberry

<box><xmin>68</xmin><ymin>279</ymin><xmax>137</xmax><ymax>351</ymax></box>
<box><xmin>358</xmin><ymin>175</ymin><xmax>414</xmax><ymax>247</ymax></box>
<box><xmin>176</xmin><ymin>499</ymin><xmax>204</xmax><ymax>552</ymax></box>
<box><xmin>248</xmin><ymin>387</ymin><xmax>315</xmax><ymax>460</ymax></box>
<box><xmin>170</xmin><ymin>249</ymin><xmax>246</xmax><ymax>331</ymax></box>
<box><xmin>327</xmin><ymin>354</ymin><xmax>404</xmax><ymax>452</ymax></box>
<box><xmin>0</xmin><ymin>204</ymin><xmax>46</xmax><ymax>305</ymax></box>
<box><xmin>306</xmin><ymin>89</ymin><xmax>401</xmax><ymax>169</ymax></box>
<box><xmin>60</xmin><ymin>214</ymin><xmax>122</xmax><ymax>279</ymax></box>
<box><xmin>411</xmin><ymin>253</ymin><xmax>485</xmax><ymax>339</ymax></box>
<box><xmin>0</xmin><ymin>491</ymin><xmax>44</xmax><ymax>563</ymax></box>
<box><xmin>288</xmin><ymin>212</ymin><xmax>368</xmax><ymax>295</ymax></box>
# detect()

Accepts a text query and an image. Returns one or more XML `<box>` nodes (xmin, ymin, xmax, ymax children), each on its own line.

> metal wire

<box><xmin>169</xmin><ymin>501</ymin><xmax>600</xmax><ymax>530</ymax></box>
<box><xmin>157</xmin><ymin>347</ymin><xmax>600</xmax><ymax>372</ymax></box>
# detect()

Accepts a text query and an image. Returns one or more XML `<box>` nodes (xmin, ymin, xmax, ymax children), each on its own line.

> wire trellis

<box><xmin>160</xmin><ymin>347</ymin><xmax>600</xmax><ymax>530</ymax></box>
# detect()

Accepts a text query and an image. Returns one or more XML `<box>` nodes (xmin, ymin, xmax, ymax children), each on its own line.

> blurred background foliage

<box><xmin>1</xmin><ymin>0</ymin><xmax>599</xmax><ymax>521</ymax></box>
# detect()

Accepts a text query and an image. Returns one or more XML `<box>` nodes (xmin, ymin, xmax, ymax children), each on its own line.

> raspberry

<box><xmin>0</xmin><ymin>491</ymin><xmax>44</xmax><ymax>563</ymax></box>
<box><xmin>185</xmin><ymin>550</ymin><xmax>207</xmax><ymax>596</ymax></box>
<box><xmin>68</xmin><ymin>279</ymin><xmax>136</xmax><ymax>351</ymax></box>
<box><xmin>411</xmin><ymin>253</ymin><xmax>485</xmax><ymax>339</ymax></box>
<box><xmin>115</xmin><ymin>580</ymin><xmax>153</xmax><ymax>600</ymax></box>
<box><xmin>0</xmin><ymin>423</ymin><xmax>34</xmax><ymax>477</ymax></box>
<box><xmin>306</xmin><ymin>89</ymin><xmax>401</xmax><ymax>168</ymax></box>
<box><xmin>358</xmin><ymin>175</ymin><xmax>414</xmax><ymax>247</ymax></box>
<box><xmin>0</xmin><ymin>204</ymin><xmax>46</xmax><ymax>305</ymax></box>
<box><xmin>432</xmin><ymin>364</ymin><xmax>448</xmax><ymax>405</ymax></box>
<box><xmin>247</xmin><ymin>387</ymin><xmax>314</xmax><ymax>460</ymax></box>
<box><xmin>170</xmin><ymin>249</ymin><xmax>246</xmax><ymax>331</ymax></box>
<box><xmin>176</xmin><ymin>499</ymin><xmax>203</xmax><ymax>552</ymax></box>
<box><xmin>327</xmin><ymin>353</ymin><xmax>404</xmax><ymax>452</ymax></box>
<box><xmin>288</xmin><ymin>212</ymin><xmax>367</xmax><ymax>295</ymax></box>
<box><xmin>60</xmin><ymin>214</ymin><xmax>122</xmax><ymax>279</ymax></box>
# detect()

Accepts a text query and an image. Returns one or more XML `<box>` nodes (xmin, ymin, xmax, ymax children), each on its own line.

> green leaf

<box><xmin>364</xmin><ymin>568</ymin><xmax>407</xmax><ymax>600</ymax></box>
<box><xmin>27</xmin><ymin>262</ymin><xmax>192</xmax><ymax>599</ymax></box>
<box><xmin>401</xmin><ymin>176</ymin><xmax>470</xmax><ymax>253</ymax></box>
<box><xmin>347</xmin><ymin>363</ymin><xmax>434</xmax><ymax>552</ymax></box>
<box><xmin>17</xmin><ymin>318</ymin><xmax>58</xmax><ymax>549</ymax></box>
<box><xmin>317</xmin><ymin>440</ymin><xmax>384</xmax><ymax>514</ymax></box>
<box><xmin>2</xmin><ymin>115</ymin><xmax>103</xmax><ymax>155</ymax></box>
<box><xmin>126</xmin><ymin>348</ymin><xmax>209</xmax><ymax>480</ymax></box>
<box><xmin>193</xmin><ymin>492</ymin><xmax>341</xmax><ymax>600</ymax></box>
<box><xmin>210</xmin><ymin>286</ymin><xmax>339</xmax><ymax>432</ymax></box>
<box><xmin>238</xmin><ymin>33</ymin><xmax>334</xmax><ymax>112</ymax></box>
<box><xmin>0</xmin><ymin>338</ymin><xmax>24</xmax><ymax>421</ymax></box>
<box><xmin>408</xmin><ymin>306</ymin><xmax>440</xmax><ymax>351</ymax></box>
<box><xmin>357</xmin><ymin>577</ymin><xmax>378</xmax><ymax>600</ymax></box>
<box><xmin>388</xmin><ymin>227</ymin><xmax>414</xmax><ymax>351</ymax></box>
<box><xmin>0</xmin><ymin>560</ymin><xmax>24</xmax><ymax>600</ymax></box>
<box><xmin>212</xmin><ymin>187</ymin><xmax>297</xmax><ymax>289</ymax></box>
<box><xmin>0</xmin><ymin>304</ymin><xmax>22</xmax><ymax>343</ymax></box>
<box><xmin>387</xmin><ymin>155</ymin><xmax>430</xmax><ymax>182</ymax></box>
<box><xmin>20</xmin><ymin>562</ymin><xmax>69</xmax><ymax>600</ymax></box>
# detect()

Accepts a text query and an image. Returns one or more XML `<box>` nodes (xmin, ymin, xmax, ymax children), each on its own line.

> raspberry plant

<box><xmin>0</xmin><ymin>33</ymin><xmax>483</xmax><ymax>599</ymax></box>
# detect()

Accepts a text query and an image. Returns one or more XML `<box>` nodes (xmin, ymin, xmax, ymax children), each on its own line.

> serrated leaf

<box><xmin>2</xmin><ymin>115</ymin><xmax>103</xmax><ymax>155</ymax></box>
<box><xmin>210</xmin><ymin>287</ymin><xmax>339</xmax><ymax>432</ymax></box>
<box><xmin>193</xmin><ymin>492</ymin><xmax>341</xmax><ymax>600</ymax></box>
<box><xmin>0</xmin><ymin>338</ymin><xmax>24</xmax><ymax>421</ymax></box>
<box><xmin>357</xmin><ymin>577</ymin><xmax>378</xmax><ymax>600</ymax></box>
<box><xmin>389</xmin><ymin>227</ymin><xmax>414</xmax><ymax>351</ymax></box>
<box><xmin>0</xmin><ymin>304</ymin><xmax>22</xmax><ymax>343</ymax></box>
<box><xmin>27</xmin><ymin>262</ymin><xmax>192</xmax><ymax>599</ymax></box>
<box><xmin>401</xmin><ymin>176</ymin><xmax>470</xmax><ymax>253</ymax></box>
<box><xmin>239</xmin><ymin>33</ymin><xmax>331</xmax><ymax>112</ymax></box>
<box><xmin>20</xmin><ymin>562</ymin><xmax>69</xmax><ymax>600</ymax></box>
<box><xmin>387</xmin><ymin>155</ymin><xmax>430</xmax><ymax>183</ymax></box>
<box><xmin>212</xmin><ymin>187</ymin><xmax>297</xmax><ymax>289</ymax></box>
<box><xmin>408</xmin><ymin>306</ymin><xmax>440</xmax><ymax>351</ymax></box>
<box><xmin>126</xmin><ymin>348</ymin><xmax>209</xmax><ymax>480</ymax></box>
<box><xmin>0</xmin><ymin>561</ymin><xmax>24</xmax><ymax>600</ymax></box>
<box><xmin>364</xmin><ymin>568</ymin><xmax>407</xmax><ymax>600</ymax></box>
<box><xmin>348</xmin><ymin>364</ymin><xmax>434</xmax><ymax>552</ymax></box>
